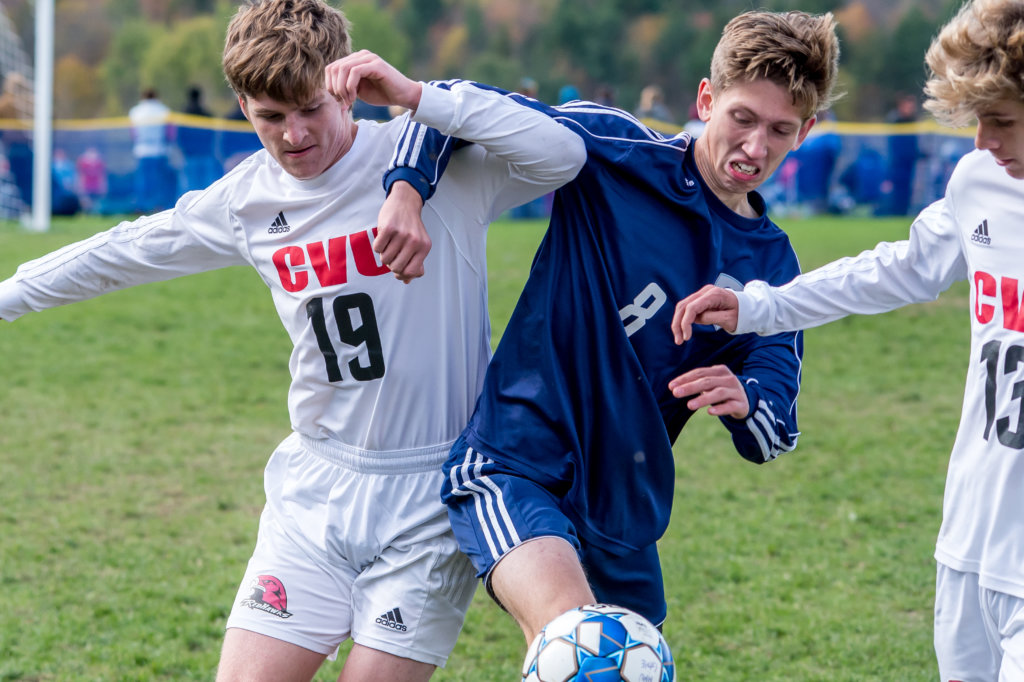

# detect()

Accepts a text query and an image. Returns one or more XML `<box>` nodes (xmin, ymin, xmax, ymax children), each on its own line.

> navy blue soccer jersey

<box><xmin>385</xmin><ymin>84</ymin><xmax>803</xmax><ymax>555</ymax></box>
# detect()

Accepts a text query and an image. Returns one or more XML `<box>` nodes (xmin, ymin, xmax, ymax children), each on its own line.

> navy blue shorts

<box><xmin>442</xmin><ymin>434</ymin><xmax>667</xmax><ymax>625</ymax></box>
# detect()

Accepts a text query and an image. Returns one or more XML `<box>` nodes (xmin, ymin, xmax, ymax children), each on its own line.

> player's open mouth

<box><xmin>731</xmin><ymin>161</ymin><xmax>759</xmax><ymax>177</ymax></box>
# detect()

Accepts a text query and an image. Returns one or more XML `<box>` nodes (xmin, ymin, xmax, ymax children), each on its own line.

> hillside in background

<box><xmin>0</xmin><ymin>0</ymin><xmax>962</xmax><ymax>121</ymax></box>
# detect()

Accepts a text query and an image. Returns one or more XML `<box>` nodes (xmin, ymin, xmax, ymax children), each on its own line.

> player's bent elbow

<box><xmin>563</xmin><ymin>132</ymin><xmax>587</xmax><ymax>177</ymax></box>
<box><xmin>541</xmin><ymin>129</ymin><xmax>586</xmax><ymax>181</ymax></box>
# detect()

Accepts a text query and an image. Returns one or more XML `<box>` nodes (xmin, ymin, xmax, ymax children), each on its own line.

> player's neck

<box><xmin>693</xmin><ymin>136</ymin><xmax>757</xmax><ymax>219</ymax></box>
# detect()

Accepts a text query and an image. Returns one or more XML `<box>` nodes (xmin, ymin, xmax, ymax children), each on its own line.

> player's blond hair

<box><xmin>924</xmin><ymin>0</ymin><xmax>1024</xmax><ymax>127</ymax></box>
<box><xmin>222</xmin><ymin>0</ymin><xmax>352</xmax><ymax>105</ymax></box>
<box><xmin>709</xmin><ymin>10</ymin><xmax>841</xmax><ymax>120</ymax></box>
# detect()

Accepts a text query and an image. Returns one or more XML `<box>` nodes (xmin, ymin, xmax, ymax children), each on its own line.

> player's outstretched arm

<box><xmin>671</xmin><ymin>284</ymin><xmax>739</xmax><ymax>343</ymax></box>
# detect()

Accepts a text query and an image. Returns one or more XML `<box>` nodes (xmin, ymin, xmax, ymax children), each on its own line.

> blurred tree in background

<box><xmin>0</xmin><ymin>0</ymin><xmax>969</xmax><ymax>121</ymax></box>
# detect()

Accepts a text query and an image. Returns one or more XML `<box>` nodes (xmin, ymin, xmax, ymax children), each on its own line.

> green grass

<box><xmin>0</xmin><ymin>214</ymin><xmax>959</xmax><ymax>680</ymax></box>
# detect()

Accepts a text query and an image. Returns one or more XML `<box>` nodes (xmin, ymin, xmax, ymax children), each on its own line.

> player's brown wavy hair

<box><xmin>709</xmin><ymin>10</ymin><xmax>841</xmax><ymax>121</ymax></box>
<box><xmin>222</xmin><ymin>0</ymin><xmax>352</xmax><ymax>105</ymax></box>
<box><xmin>924</xmin><ymin>0</ymin><xmax>1024</xmax><ymax>127</ymax></box>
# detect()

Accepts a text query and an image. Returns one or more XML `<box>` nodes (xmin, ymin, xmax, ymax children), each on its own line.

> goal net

<box><xmin>0</xmin><ymin>4</ymin><xmax>33</xmax><ymax>220</ymax></box>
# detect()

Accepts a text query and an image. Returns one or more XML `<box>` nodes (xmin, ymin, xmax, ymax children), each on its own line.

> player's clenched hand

<box><xmin>325</xmin><ymin>50</ymin><xmax>422</xmax><ymax>112</ymax></box>
<box><xmin>376</xmin><ymin>181</ymin><xmax>431</xmax><ymax>283</ymax></box>
<box><xmin>671</xmin><ymin>285</ymin><xmax>740</xmax><ymax>344</ymax></box>
<box><xmin>668</xmin><ymin>365</ymin><xmax>749</xmax><ymax>419</ymax></box>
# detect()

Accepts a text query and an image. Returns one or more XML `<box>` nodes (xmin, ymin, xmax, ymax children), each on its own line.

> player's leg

<box><xmin>218</xmin><ymin>435</ymin><xmax>359</xmax><ymax>682</ymax></box>
<box><xmin>217</xmin><ymin>629</ymin><xmax>327</xmax><ymax>682</ymax></box>
<box><xmin>990</xmin><ymin>586</ymin><xmax>1024</xmax><ymax>682</ymax></box>
<box><xmin>934</xmin><ymin>562</ymin><xmax>999</xmax><ymax>682</ymax></box>
<box><xmin>442</xmin><ymin>436</ymin><xmax>593</xmax><ymax>644</ymax></box>
<box><xmin>490</xmin><ymin>536</ymin><xmax>596</xmax><ymax>643</ymax></box>
<box><xmin>344</xmin><ymin>457</ymin><xmax>478</xmax><ymax>679</ymax></box>
<box><xmin>337</xmin><ymin>644</ymin><xmax>435</xmax><ymax>682</ymax></box>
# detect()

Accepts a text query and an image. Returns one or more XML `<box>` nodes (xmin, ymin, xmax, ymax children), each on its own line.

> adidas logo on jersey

<box><xmin>376</xmin><ymin>606</ymin><xmax>408</xmax><ymax>632</ymax></box>
<box><xmin>269</xmin><ymin>211</ymin><xmax>291</xmax><ymax>234</ymax></box>
<box><xmin>971</xmin><ymin>219</ymin><xmax>991</xmax><ymax>246</ymax></box>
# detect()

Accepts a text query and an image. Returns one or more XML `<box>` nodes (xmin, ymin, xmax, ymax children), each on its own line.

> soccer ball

<box><xmin>521</xmin><ymin>604</ymin><xmax>676</xmax><ymax>682</ymax></box>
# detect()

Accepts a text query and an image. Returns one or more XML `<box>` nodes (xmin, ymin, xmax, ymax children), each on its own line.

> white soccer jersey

<box><xmin>0</xmin><ymin>83</ymin><xmax>584</xmax><ymax>459</ymax></box>
<box><xmin>735</xmin><ymin>148</ymin><xmax>1024</xmax><ymax>599</ymax></box>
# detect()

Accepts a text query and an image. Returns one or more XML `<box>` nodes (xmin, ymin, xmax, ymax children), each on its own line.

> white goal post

<box><xmin>32</xmin><ymin>0</ymin><xmax>54</xmax><ymax>232</ymax></box>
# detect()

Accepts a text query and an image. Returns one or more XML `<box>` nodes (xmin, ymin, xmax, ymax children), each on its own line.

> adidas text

<box><xmin>375</xmin><ymin>617</ymin><xmax>408</xmax><ymax>631</ymax></box>
<box><xmin>376</xmin><ymin>608</ymin><xmax>408</xmax><ymax>632</ymax></box>
<box><xmin>269</xmin><ymin>211</ymin><xmax>291</xmax><ymax>234</ymax></box>
<box><xmin>972</xmin><ymin>219</ymin><xmax>991</xmax><ymax>246</ymax></box>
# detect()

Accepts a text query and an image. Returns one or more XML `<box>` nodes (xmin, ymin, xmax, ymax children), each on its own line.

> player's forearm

<box><xmin>737</xmin><ymin>201</ymin><xmax>964</xmax><ymax>336</ymax></box>
<box><xmin>720</xmin><ymin>337</ymin><xmax>803</xmax><ymax>463</ymax></box>
<box><xmin>0</xmin><ymin>214</ymin><xmax>241</xmax><ymax>320</ymax></box>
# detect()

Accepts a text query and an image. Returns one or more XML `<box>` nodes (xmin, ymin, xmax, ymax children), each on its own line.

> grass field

<box><xmin>0</xmin><ymin>214</ymin><xmax>965</xmax><ymax>680</ymax></box>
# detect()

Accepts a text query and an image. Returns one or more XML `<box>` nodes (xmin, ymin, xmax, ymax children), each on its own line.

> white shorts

<box><xmin>225</xmin><ymin>433</ymin><xmax>478</xmax><ymax>667</ymax></box>
<box><xmin>935</xmin><ymin>562</ymin><xmax>1024</xmax><ymax>682</ymax></box>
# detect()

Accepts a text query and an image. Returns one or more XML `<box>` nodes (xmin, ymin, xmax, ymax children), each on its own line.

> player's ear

<box><xmin>237</xmin><ymin>95</ymin><xmax>250</xmax><ymax>121</ymax></box>
<box><xmin>792</xmin><ymin>115</ymin><xmax>817</xmax><ymax>149</ymax></box>
<box><xmin>695</xmin><ymin>79</ymin><xmax>714</xmax><ymax>123</ymax></box>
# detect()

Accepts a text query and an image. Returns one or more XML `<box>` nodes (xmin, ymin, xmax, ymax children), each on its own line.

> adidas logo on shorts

<box><xmin>376</xmin><ymin>606</ymin><xmax>408</xmax><ymax>632</ymax></box>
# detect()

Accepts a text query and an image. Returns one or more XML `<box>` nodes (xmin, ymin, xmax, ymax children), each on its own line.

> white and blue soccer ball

<box><xmin>521</xmin><ymin>603</ymin><xmax>676</xmax><ymax>682</ymax></box>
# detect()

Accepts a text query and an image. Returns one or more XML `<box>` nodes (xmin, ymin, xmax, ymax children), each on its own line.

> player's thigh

<box><xmin>993</xmin><ymin>588</ymin><xmax>1024</xmax><ymax>682</ymax></box>
<box><xmin>581</xmin><ymin>540</ymin><xmax>666</xmax><ymax>627</ymax></box>
<box><xmin>338</xmin><ymin>643</ymin><xmax>435</xmax><ymax>682</ymax></box>
<box><xmin>935</xmin><ymin>563</ymin><xmax>999</xmax><ymax>682</ymax></box>
<box><xmin>349</xmin><ymin>471</ymin><xmax>478</xmax><ymax>668</ymax></box>
<box><xmin>224</xmin><ymin>508</ymin><xmax>359</xmax><ymax>658</ymax></box>
<box><xmin>442</xmin><ymin>434</ymin><xmax>581</xmax><ymax>582</ymax></box>
<box><xmin>490</xmin><ymin>535</ymin><xmax>596</xmax><ymax>641</ymax></box>
<box><xmin>217</xmin><ymin>628</ymin><xmax>326</xmax><ymax>682</ymax></box>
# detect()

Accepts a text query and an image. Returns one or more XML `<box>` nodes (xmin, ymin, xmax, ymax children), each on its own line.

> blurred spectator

<box><xmin>557</xmin><ymin>84</ymin><xmax>580</xmax><ymax>105</ymax></box>
<box><xmin>221</xmin><ymin>98</ymin><xmax>261</xmax><ymax>171</ymax></box>
<box><xmin>793</xmin><ymin>110</ymin><xmax>841</xmax><ymax>214</ymax></box>
<box><xmin>52</xmin><ymin>148</ymin><xmax>75</xmax><ymax>193</ymax></box>
<box><xmin>635</xmin><ymin>84</ymin><xmax>673</xmax><ymax>123</ymax></box>
<box><xmin>683</xmin><ymin>102</ymin><xmax>705</xmax><ymax>137</ymax></box>
<box><xmin>593</xmin><ymin>85</ymin><xmax>615</xmax><ymax>106</ymax></box>
<box><xmin>883</xmin><ymin>94</ymin><xmax>922</xmax><ymax>215</ymax></box>
<box><xmin>0</xmin><ymin>152</ymin><xmax>23</xmax><ymax>219</ymax></box>
<box><xmin>50</xmin><ymin>171</ymin><xmax>80</xmax><ymax>216</ymax></box>
<box><xmin>178</xmin><ymin>85</ymin><xmax>222</xmax><ymax>192</ymax></box>
<box><xmin>0</xmin><ymin>72</ymin><xmax>33</xmax><ymax>208</ymax></box>
<box><xmin>519</xmin><ymin>77</ymin><xmax>539</xmax><ymax>99</ymax></box>
<box><xmin>129</xmin><ymin>88</ymin><xmax>175</xmax><ymax>212</ymax></box>
<box><xmin>183</xmin><ymin>85</ymin><xmax>212</xmax><ymax>117</ymax></box>
<box><xmin>75</xmin><ymin>146</ymin><xmax>107</xmax><ymax>213</ymax></box>
<box><xmin>835</xmin><ymin>147</ymin><xmax>886</xmax><ymax>214</ymax></box>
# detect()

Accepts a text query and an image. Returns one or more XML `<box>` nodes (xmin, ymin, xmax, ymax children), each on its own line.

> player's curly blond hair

<box><xmin>222</xmin><ymin>0</ymin><xmax>352</xmax><ymax>105</ymax></box>
<box><xmin>709</xmin><ymin>10</ymin><xmax>841</xmax><ymax>121</ymax></box>
<box><xmin>924</xmin><ymin>0</ymin><xmax>1024</xmax><ymax>127</ymax></box>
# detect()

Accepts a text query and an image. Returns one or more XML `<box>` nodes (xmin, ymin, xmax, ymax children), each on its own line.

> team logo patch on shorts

<box><xmin>376</xmin><ymin>606</ymin><xmax>408</xmax><ymax>632</ymax></box>
<box><xmin>240</xmin><ymin>574</ymin><xmax>293</xmax><ymax>619</ymax></box>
